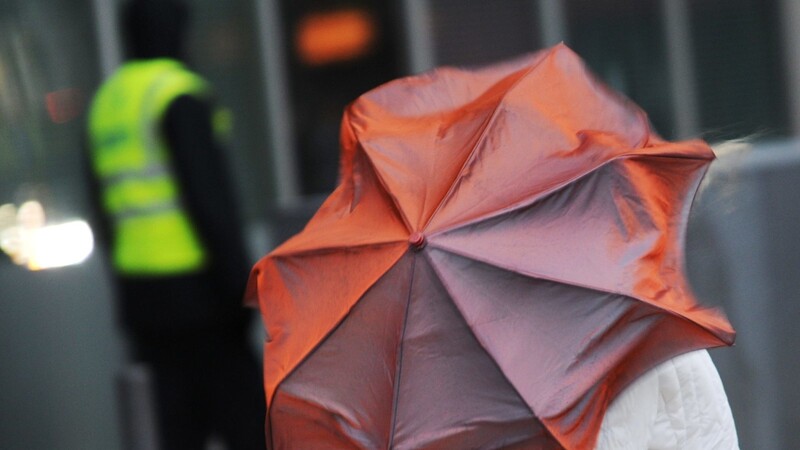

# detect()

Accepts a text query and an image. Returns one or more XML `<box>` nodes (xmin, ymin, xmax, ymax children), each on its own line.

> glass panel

<box><xmin>280</xmin><ymin>0</ymin><xmax>539</xmax><ymax>196</ymax></box>
<box><xmin>429</xmin><ymin>0</ymin><xmax>540</xmax><ymax>67</ymax></box>
<box><xmin>282</xmin><ymin>0</ymin><xmax>405</xmax><ymax>196</ymax></box>
<box><xmin>565</xmin><ymin>0</ymin><xmax>675</xmax><ymax>138</ymax></box>
<box><xmin>689</xmin><ymin>0</ymin><xmax>788</xmax><ymax>141</ymax></box>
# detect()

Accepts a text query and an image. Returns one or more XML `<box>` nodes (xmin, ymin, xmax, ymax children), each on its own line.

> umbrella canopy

<box><xmin>247</xmin><ymin>44</ymin><xmax>735</xmax><ymax>450</ymax></box>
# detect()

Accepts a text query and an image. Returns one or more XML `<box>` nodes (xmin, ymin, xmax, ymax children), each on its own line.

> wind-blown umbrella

<box><xmin>246</xmin><ymin>44</ymin><xmax>735</xmax><ymax>449</ymax></box>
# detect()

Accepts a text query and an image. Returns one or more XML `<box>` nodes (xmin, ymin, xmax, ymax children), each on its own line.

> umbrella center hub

<box><xmin>409</xmin><ymin>231</ymin><xmax>426</xmax><ymax>251</ymax></box>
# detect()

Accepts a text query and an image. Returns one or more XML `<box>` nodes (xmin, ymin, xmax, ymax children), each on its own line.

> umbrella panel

<box><xmin>270</xmin><ymin>149</ymin><xmax>409</xmax><ymax>256</ymax></box>
<box><xmin>271</xmin><ymin>251</ymin><xmax>561</xmax><ymax>449</ymax></box>
<box><xmin>392</xmin><ymin>254</ymin><xmax>557</xmax><ymax>449</ymax></box>
<box><xmin>258</xmin><ymin>242</ymin><xmax>409</xmax><ymax>405</ymax></box>
<box><xmin>349</xmin><ymin>61</ymin><xmax>539</xmax><ymax>231</ymax></box>
<box><xmin>271</xmin><ymin>253</ymin><xmax>415</xmax><ymax>449</ymax></box>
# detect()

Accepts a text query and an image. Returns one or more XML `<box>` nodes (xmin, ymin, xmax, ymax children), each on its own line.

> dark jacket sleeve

<box><xmin>162</xmin><ymin>95</ymin><xmax>251</xmax><ymax>303</ymax></box>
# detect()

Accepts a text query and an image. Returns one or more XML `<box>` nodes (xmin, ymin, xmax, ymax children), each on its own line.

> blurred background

<box><xmin>0</xmin><ymin>0</ymin><xmax>797</xmax><ymax>448</ymax></box>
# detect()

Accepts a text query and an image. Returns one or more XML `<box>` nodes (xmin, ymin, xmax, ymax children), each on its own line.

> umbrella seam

<box><xmin>426</xmin><ymin>245</ymin><xmax>732</xmax><ymax>344</ymax></box>
<box><xmin>428</xmin><ymin>149</ymin><xmax>713</xmax><ymax>237</ymax></box>
<box><xmin>347</xmin><ymin>118</ymin><xmax>415</xmax><ymax>233</ymax></box>
<box><xmin>421</xmin><ymin>58</ymin><xmax>549</xmax><ymax>233</ymax></box>
<box><xmin>387</xmin><ymin>252</ymin><xmax>417</xmax><ymax>449</ymax></box>
<box><xmin>270</xmin><ymin>240</ymin><xmax>407</xmax><ymax>258</ymax></box>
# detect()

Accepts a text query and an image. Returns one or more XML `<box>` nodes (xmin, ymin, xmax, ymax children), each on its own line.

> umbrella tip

<box><xmin>409</xmin><ymin>231</ymin><xmax>426</xmax><ymax>251</ymax></box>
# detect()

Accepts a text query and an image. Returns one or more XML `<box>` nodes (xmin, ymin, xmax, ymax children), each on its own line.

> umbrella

<box><xmin>246</xmin><ymin>44</ymin><xmax>735</xmax><ymax>449</ymax></box>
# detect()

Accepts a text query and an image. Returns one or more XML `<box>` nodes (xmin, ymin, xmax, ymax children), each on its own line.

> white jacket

<box><xmin>596</xmin><ymin>350</ymin><xmax>739</xmax><ymax>450</ymax></box>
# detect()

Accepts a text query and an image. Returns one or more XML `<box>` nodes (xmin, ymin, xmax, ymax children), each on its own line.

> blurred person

<box><xmin>85</xmin><ymin>0</ymin><xmax>265</xmax><ymax>448</ymax></box>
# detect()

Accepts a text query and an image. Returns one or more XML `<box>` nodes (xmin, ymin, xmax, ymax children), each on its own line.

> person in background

<box><xmin>86</xmin><ymin>0</ymin><xmax>265</xmax><ymax>448</ymax></box>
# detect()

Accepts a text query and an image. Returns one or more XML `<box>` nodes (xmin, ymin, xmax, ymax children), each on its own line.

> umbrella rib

<box><xmin>348</xmin><ymin>119</ymin><xmax>415</xmax><ymax>233</ymax></box>
<box><xmin>429</xmin><ymin>151</ymin><xmax>713</xmax><ymax>238</ymax></box>
<box><xmin>429</xmin><ymin>242</ymin><xmax>636</xmax><ymax>305</ymax></box>
<box><xmin>430</xmin><ymin>156</ymin><xmax>617</xmax><ymax>236</ymax></box>
<box><xmin>421</xmin><ymin>57</ymin><xmax>550</xmax><ymax>232</ymax></box>
<box><xmin>271</xmin><ymin>239</ymin><xmax>407</xmax><ymax>258</ymax></box>
<box><xmin>387</xmin><ymin>253</ymin><xmax>417</xmax><ymax>449</ymax></box>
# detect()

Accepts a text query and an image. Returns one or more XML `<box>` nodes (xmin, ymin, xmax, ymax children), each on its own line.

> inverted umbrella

<box><xmin>247</xmin><ymin>44</ymin><xmax>735</xmax><ymax>450</ymax></box>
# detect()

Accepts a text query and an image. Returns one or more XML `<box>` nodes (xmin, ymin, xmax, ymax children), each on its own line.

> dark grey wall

<box><xmin>0</xmin><ymin>254</ymin><xmax>123</xmax><ymax>450</ymax></box>
<box><xmin>687</xmin><ymin>140</ymin><xmax>800</xmax><ymax>449</ymax></box>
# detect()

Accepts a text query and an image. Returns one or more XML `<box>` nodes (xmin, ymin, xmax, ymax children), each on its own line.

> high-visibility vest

<box><xmin>88</xmin><ymin>59</ymin><xmax>210</xmax><ymax>275</ymax></box>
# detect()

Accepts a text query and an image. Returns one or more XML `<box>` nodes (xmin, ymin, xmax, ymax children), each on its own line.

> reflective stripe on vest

<box><xmin>88</xmin><ymin>59</ymin><xmax>209</xmax><ymax>275</ymax></box>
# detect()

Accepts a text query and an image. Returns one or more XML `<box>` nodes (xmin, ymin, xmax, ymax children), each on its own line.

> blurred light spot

<box><xmin>45</xmin><ymin>88</ymin><xmax>85</xmax><ymax>124</ymax></box>
<box><xmin>18</xmin><ymin>200</ymin><xmax>45</xmax><ymax>228</ymax></box>
<box><xmin>0</xmin><ymin>200</ymin><xmax>94</xmax><ymax>270</ymax></box>
<box><xmin>0</xmin><ymin>203</ymin><xmax>21</xmax><ymax>263</ymax></box>
<box><xmin>26</xmin><ymin>220</ymin><xmax>94</xmax><ymax>270</ymax></box>
<box><xmin>295</xmin><ymin>9</ymin><xmax>377</xmax><ymax>66</ymax></box>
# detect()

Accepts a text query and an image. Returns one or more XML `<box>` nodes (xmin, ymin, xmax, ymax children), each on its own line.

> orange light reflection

<box><xmin>295</xmin><ymin>9</ymin><xmax>377</xmax><ymax>66</ymax></box>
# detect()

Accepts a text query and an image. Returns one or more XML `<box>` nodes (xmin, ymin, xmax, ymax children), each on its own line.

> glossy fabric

<box><xmin>247</xmin><ymin>44</ymin><xmax>735</xmax><ymax>449</ymax></box>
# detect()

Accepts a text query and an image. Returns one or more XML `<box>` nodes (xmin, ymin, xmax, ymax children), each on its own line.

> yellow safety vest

<box><xmin>88</xmin><ymin>59</ymin><xmax>210</xmax><ymax>275</ymax></box>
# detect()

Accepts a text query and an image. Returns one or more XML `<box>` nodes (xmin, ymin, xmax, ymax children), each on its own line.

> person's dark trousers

<box><xmin>122</xmin><ymin>273</ymin><xmax>266</xmax><ymax>450</ymax></box>
<box><xmin>141</xmin><ymin>331</ymin><xmax>265</xmax><ymax>450</ymax></box>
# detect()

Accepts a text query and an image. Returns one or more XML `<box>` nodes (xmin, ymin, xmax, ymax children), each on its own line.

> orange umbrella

<box><xmin>246</xmin><ymin>44</ymin><xmax>735</xmax><ymax>449</ymax></box>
